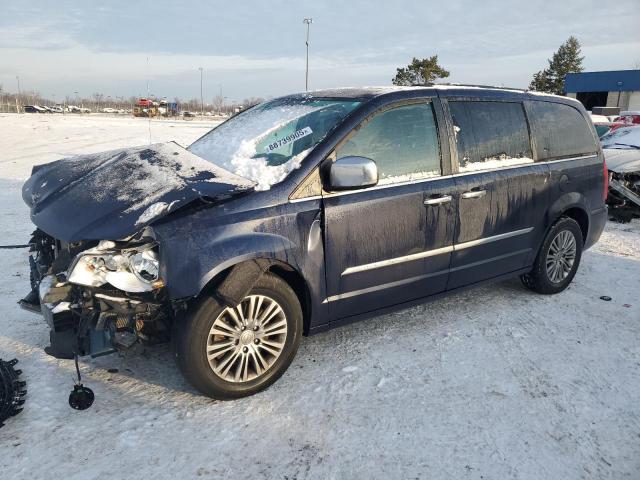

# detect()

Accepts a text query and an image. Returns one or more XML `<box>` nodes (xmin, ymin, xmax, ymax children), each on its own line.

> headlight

<box><xmin>67</xmin><ymin>242</ymin><xmax>163</xmax><ymax>292</ymax></box>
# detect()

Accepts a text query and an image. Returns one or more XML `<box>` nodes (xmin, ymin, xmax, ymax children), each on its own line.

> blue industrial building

<box><xmin>565</xmin><ymin>70</ymin><xmax>640</xmax><ymax>112</ymax></box>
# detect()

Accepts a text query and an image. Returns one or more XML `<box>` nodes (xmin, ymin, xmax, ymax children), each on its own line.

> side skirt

<box><xmin>307</xmin><ymin>267</ymin><xmax>531</xmax><ymax>335</ymax></box>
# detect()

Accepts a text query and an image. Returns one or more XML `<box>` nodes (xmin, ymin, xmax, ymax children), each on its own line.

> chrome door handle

<box><xmin>461</xmin><ymin>189</ymin><xmax>487</xmax><ymax>199</ymax></box>
<box><xmin>424</xmin><ymin>195</ymin><xmax>452</xmax><ymax>206</ymax></box>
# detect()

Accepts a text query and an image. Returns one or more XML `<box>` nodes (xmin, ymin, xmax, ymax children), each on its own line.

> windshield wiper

<box><xmin>607</xmin><ymin>142</ymin><xmax>640</xmax><ymax>149</ymax></box>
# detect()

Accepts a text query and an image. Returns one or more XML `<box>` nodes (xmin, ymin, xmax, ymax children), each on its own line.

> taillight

<box><xmin>603</xmin><ymin>159</ymin><xmax>609</xmax><ymax>201</ymax></box>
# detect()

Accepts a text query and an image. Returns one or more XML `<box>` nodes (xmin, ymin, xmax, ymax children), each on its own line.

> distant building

<box><xmin>565</xmin><ymin>70</ymin><xmax>640</xmax><ymax>112</ymax></box>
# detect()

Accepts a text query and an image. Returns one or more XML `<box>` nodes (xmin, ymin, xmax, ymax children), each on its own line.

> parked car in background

<box><xmin>102</xmin><ymin>107</ymin><xmax>117</xmax><ymax>114</ymax></box>
<box><xmin>601</xmin><ymin>125</ymin><xmax>640</xmax><ymax>222</ymax></box>
<box><xmin>19</xmin><ymin>86</ymin><xmax>607</xmax><ymax>399</ymax></box>
<box><xmin>589</xmin><ymin>113</ymin><xmax>625</xmax><ymax>137</ymax></box>
<box><xmin>23</xmin><ymin>105</ymin><xmax>47</xmax><ymax>113</ymax></box>
<box><xmin>590</xmin><ymin>113</ymin><xmax>614</xmax><ymax>137</ymax></box>
<box><xmin>613</xmin><ymin>111</ymin><xmax>640</xmax><ymax>127</ymax></box>
<box><xmin>183</xmin><ymin>111</ymin><xmax>195</xmax><ymax>118</ymax></box>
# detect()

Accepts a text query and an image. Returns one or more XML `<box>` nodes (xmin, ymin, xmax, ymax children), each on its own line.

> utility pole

<box><xmin>303</xmin><ymin>18</ymin><xmax>313</xmax><ymax>91</ymax></box>
<box><xmin>199</xmin><ymin>67</ymin><xmax>204</xmax><ymax>116</ymax></box>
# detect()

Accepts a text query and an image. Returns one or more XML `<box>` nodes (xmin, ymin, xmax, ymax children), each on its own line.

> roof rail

<box><xmin>432</xmin><ymin>83</ymin><xmax>529</xmax><ymax>92</ymax></box>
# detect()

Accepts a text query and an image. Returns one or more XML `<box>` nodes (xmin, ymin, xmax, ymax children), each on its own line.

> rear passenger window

<box><xmin>527</xmin><ymin>101</ymin><xmax>598</xmax><ymax>160</ymax></box>
<box><xmin>336</xmin><ymin>102</ymin><xmax>440</xmax><ymax>184</ymax></box>
<box><xmin>449</xmin><ymin>101</ymin><xmax>533</xmax><ymax>172</ymax></box>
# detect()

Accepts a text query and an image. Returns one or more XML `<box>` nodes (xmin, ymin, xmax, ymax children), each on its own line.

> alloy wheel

<box><xmin>545</xmin><ymin>230</ymin><xmax>577</xmax><ymax>284</ymax></box>
<box><xmin>206</xmin><ymin>295</ymin><xmax>288</xmax><ymax>383</ymax></box>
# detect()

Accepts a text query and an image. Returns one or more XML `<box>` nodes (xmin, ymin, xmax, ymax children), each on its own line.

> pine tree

<box><xmin>529</xmin><ymin>36</ymin><xmax>584</xmax><ymax>95</ymax></box>
<box><xmin>392</xmin><ymin>56</ymin><xmax>450</xmax><ymax>86</ymax></box>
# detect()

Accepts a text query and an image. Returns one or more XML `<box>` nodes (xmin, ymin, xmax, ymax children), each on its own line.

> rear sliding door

<box><xmin>444</xmin><ymin>99</ymin><xmax>550</xmax><ymax>289</ymax></box>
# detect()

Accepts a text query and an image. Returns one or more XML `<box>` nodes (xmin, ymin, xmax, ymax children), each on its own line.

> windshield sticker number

<box><xmin>265</xmin><ymin>127</ymin><xmax>313</xmax><ymax>152</ymax></box>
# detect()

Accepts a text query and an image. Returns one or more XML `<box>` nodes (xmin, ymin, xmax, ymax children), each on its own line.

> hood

<box><xmin>603</xmin><ymin>148</ymin><xmax>640</xmax><ymax>173</ymax></box>
<box><xmin>23</xmin><ymin>142</ymin><xmax>255</xmax><ymax>242</ymax></box>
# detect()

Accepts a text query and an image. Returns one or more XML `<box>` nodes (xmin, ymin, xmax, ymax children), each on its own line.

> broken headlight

<box><xmin>67</xmin><ymin>241</ymin><xmax>162</xmax><ymax>292</ymax></box>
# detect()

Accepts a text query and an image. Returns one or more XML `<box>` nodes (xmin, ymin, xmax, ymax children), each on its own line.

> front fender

<box><xmin>160</xmin><ymin>232</ymin><xmax>299</xmax><ymax>299</ymax></box>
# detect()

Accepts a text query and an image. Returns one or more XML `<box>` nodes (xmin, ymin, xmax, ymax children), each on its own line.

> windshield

<box><xmin>601</xmin><ymin>126</ymin><xmax>640</xmax><ymax>149</ymax></box>
<box><xmin>189</xmin><ymin>97</ymin><xmax>362</xmax><ymax>190</ymax></box>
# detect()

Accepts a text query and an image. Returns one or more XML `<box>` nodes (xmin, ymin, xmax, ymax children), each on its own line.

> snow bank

<box><xmin>2</xmin><ymin>115</ymin><xmax>640</xmax><ymax>479</ymax></box>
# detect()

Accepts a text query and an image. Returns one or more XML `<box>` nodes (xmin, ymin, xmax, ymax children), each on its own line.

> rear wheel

<box><xmin>521</xmin><ymin>217</ymin><xmax>583</xmax><ymax>294</ymax></box>
<box><xmin>175</xmin><ymin>273</ymin><xmax>302</xmax><ymax>399</ymax></box>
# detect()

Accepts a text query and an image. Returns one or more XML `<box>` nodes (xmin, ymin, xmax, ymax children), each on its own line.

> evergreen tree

<box><xmin>529</xmin><ymin>36</ymin><xmax>584</xmax><ymax>94</ymax></box>
<box><xmin>392</xmin><ymin>56</ymin><xmax>450</xmax><ymax>86</ymax></box>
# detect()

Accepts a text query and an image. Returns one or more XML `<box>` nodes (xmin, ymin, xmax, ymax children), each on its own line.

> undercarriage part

<box><xmin>68</xmin><ymin>356</ymin><xmax>94</xmax><ymax>411</ymax></box>
<box><xmin>0</xmin><ymin>358</ymin><xmax>27</xmax><ymax>428</ymax></box>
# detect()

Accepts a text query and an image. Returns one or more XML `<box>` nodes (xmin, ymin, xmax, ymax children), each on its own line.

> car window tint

<box><xmin>527</xmin><ymin>101</ymin><xmax>598</xmax><ymax>160</ymax></box>
<box><xmin>336</xmin><ymin>102</ymin><xmax>441</xmax><ymax>184</ymax></box>
<box><xmin>449</xmin><ymin>101</ymin><xmax>533</xmax><ymax>172</ymax></box>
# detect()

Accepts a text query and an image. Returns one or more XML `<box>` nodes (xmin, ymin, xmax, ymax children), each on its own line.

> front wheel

<box><xmin>175</xmin><ymin>273</ymin><xmax>302</xmax><ymax>399</ymax></box>
<box><xmin>521</xmin><ymin>217</ymin><xmax>583</xmax><ymax>294</ymax></box>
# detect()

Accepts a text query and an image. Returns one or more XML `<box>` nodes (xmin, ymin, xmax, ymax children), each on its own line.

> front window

<box><xmin>336</xmin><ymin>102</ymin><xmax>441</xmax><ymax>185</ymax></box>
<box><xmin>189</xmin><ymin>97</ymin><xmax>361</xmax><ymax>190</ymax></box>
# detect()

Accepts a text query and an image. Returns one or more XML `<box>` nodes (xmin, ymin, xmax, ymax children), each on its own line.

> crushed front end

<box><xmin>19</xmin><ymin>229</ymin><xmax>173</xmax><ymax>359</ymax></box>
<box><xmin>608</xmin><ymin>170</ymin><xmax>640</xmax><ymax>223</ymax></box>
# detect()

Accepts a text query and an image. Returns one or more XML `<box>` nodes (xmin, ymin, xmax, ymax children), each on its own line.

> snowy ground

<box><xmin>1</xmin><ymin>114</ymin><xmax>639</xmax><ymax>479</ymax></box>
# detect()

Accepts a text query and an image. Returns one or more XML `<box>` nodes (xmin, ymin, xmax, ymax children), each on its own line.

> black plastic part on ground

<box><xmin>0</xmin><ymin>358</ymin><xmax>27</xmax><ymax>428</ymax></box>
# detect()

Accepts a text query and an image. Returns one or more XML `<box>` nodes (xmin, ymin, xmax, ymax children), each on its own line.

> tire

<box><xmin>521</xmin><ymin>216</ymin><xmax>583</xmax><ymax>295</ymax></box>
<box><xmin>174</xmin><ymin>273</ymin><xmax>302</xmax><ymax>399</ymax></box>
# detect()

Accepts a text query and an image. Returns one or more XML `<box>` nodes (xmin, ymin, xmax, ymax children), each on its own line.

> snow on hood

<box><xmin>601</xmin><ymin>126</ymin><xmax>640</xmax><ymax>149</ymax></box>
<box><xmin>603</xmin><ymin>148</ymin><xmax>640</xmax><ymax>173</ymax></box>
<box><xmin>23</xmin><ymin>142</ymin><xmax>255</xmax><ymax>242</ymax></box>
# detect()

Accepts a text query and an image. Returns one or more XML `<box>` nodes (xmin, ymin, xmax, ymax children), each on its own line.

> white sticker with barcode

<box><xmin>265</xmin><ymin>127</ymin><xmax>313</xmax><ymax>152</ymax></box>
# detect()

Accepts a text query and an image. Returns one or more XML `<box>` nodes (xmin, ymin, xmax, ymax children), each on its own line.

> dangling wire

<box><xmin>74</xmin><ymin>354</ymin><xmax>82</xmax><ymax>384</ymax></box>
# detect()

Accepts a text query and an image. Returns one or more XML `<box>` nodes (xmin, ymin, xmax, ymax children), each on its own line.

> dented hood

<box><xmin>22</xmin><ymin>142</ymin><xmax>255</xmax><ymax>242</ymax></box>
<box><xmin>603</xmin><ymin>148</ymin><xmax>640</xmax><ymax>173</ymax></box>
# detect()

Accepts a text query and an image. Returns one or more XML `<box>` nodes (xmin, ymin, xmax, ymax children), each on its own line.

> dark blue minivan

<box><xmin>21</xmin><ymin>86</ymin><xmax>608</xmax><ymax>398</ymax></box>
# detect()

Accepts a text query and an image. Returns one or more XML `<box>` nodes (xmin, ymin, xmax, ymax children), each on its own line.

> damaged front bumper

<box><xmin>19</xmin><ymin>230</ymin><xmax>173</xmax><ymax>359</ymax></box>
<box><xmin>608</xmin><ymin>171</ymin><xmax>640</xmax><ymax>222</ymax></box>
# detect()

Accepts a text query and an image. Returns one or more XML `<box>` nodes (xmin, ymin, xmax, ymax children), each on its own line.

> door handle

<box><xmin>461</xmin><ymin>189</ymin><xmax>487</xmax><ymax>199</ymax></box>
<box><xmin>424</xmin><ymin>195</ymin><xmax>452</xmax><ymax>206</ymax></box>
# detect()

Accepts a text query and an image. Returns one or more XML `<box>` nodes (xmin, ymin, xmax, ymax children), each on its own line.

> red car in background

<box><xmin>614</xmin><ymin>111</ymin><xmax>640</xmax><ymax>126</ymax></box>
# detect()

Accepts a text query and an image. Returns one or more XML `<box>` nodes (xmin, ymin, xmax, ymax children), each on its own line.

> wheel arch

<box><xmin>561</xmin><ymin>207</ymin><xmax>589</xmax><ymax>243</ymax></box>
<box><xmin>546</xmin><ymin>192</ymin><xmax>590</xmax><ymax>244</ymax></box>
<box><xmin>198</xmin><ymin>257</ymin><xmax>313</xmax><ymax>335</ymax></box>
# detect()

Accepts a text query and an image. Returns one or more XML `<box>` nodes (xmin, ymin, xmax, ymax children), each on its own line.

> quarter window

<box><xmin>527</xmin><ymin>101</ymin><xmax>598</xmax><ymax>160</ymax></box>
<box><xmin>336</xmin><ymin>102</ymin><xmax>441</xmax><ymax>185</ymax></box>
<box><xmin>449</xmin><ymin>101</ymin><xmax>533</xmax><ymax>172</ymax></box>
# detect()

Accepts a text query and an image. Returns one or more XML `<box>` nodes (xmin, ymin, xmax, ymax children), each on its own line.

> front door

<box><xmin>322</xmin><ymin>100</ymin><xmax>457</xmax><ymax>320</ymax></box>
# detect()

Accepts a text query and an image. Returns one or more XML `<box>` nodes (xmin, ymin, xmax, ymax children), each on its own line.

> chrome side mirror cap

<box><xmin>326</xmin><ymin>156</ymin><xmax>378</xmax><ymax>191</ymax></box>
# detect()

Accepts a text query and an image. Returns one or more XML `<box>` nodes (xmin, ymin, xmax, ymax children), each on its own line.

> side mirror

<box><xmin>326</xmin><ymin>156</ymin><xmax>378</xmax><ymax>191</ymax></box>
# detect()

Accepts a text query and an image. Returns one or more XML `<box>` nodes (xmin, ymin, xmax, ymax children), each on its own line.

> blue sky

<box><xmin>1</xmin><ymin>0</ymin><xmax>638</xmax><ymax>103</ymax></box>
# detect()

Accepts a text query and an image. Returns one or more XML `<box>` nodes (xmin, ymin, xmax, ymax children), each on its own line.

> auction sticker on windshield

<box><xmin>266</xmin><ymin>127</ymin><xmax>313</xmax><ymax>152</ymax></box>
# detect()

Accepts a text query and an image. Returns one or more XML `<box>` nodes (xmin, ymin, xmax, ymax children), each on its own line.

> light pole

<box><xmin>616</xmin><ymin>81</ymin><xmax>623</xmax><ymax>107</ymax></box>
<box><xmin>303</xmin><ymin>18</ymin><xmax>313</xmax><ymax>91</ymax></box>
<box><xmin>199</xmin><ymin>67</ymin><xmax>204</xmax><ymax>116</ymax></box>
<box><xmin>16</xmin><ymin>75</ymin><xmax>21</xmax><ymax>113</ymax></box>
